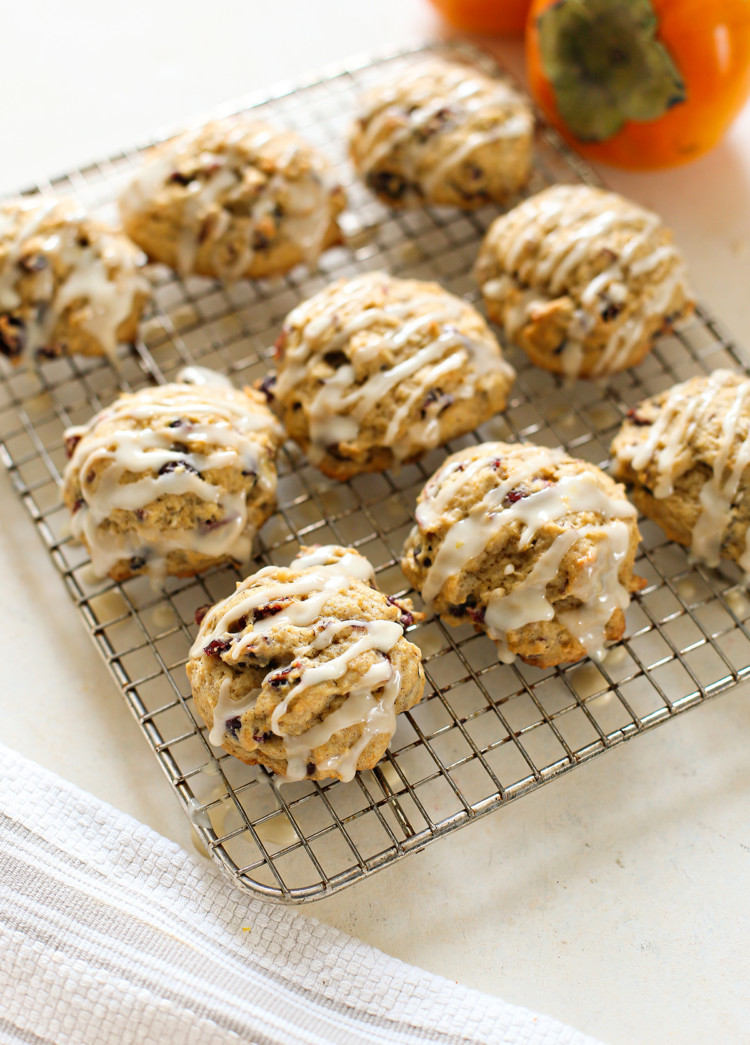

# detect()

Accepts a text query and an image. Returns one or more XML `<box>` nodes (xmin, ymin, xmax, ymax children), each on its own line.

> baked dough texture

<box><xmin>264</xmin><ymin>271</ymin><xmax>515</xmax><ymax>479</ymax></box>
<box><xmin>0</xmin><ymin>196</ymin><xmax>150</xmax><ymax>364</ymax></box>
<box><xmin>401</xmin><ymin>441</ymin><xmax>643</xmax><ymax>667</ymax></box>
<box><xmin>187</xmin><ymin>544</ymin><xmax>425</xmax><ymax>781</ymax></box>
<box><xmin>611</xmin><ymin>369</ymin><xmax>750</xmax><ymax>573</ymax></box>
<box><xmin>119</xmin><ymin>116</ymin><xmax>346</xmax><ymax>280</ymax></box>
<box><xmin>62</xmin><ymin>374</ymin><xmax>283</xmax><ymax>582</ymax></box>
<box><xmin>350</xmin><ymin>57</ymin><xmax>533</xmax><ymax>209</ymax></box>
<box><xmin>475</xmin><ymin>184</ymin><xmax>694</xmax><ymax>379</ymax></box>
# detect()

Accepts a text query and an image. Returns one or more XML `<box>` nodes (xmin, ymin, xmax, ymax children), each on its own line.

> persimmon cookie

<box><xmin>62</xmin><ymin>375</ymin><xmax>283</xmax><ymax>581</ymax></box>
<box><xmin>350</xmin><ymin>56</ymin><xmax>533</xmax><ymax>208</ymax></box>
<box><xmin>262</xmin><ymin>271</ymin><xmax>515</xmax><ymax>479</ymax></box>
<box><xmin>611</xmin><ymin>369</ymin><xmax>750</xmax><ymax>575</ymax></box>
<box><xmin>0</xmin><ymin>196</ymin><xmax>149</xmax><ymax>364</ymax></box>
<box><xmin>120</xmin><ymin>115</ymin><xmax>346</xmax><ymax>280</ymax></box>
<box><xmin>475</xmin><ymin>184</ymin><xmax>694</xmax><ymax>379</ymax></box>
<box><xmin>187</xmin><ymin>545</ymin><xmax>424</xmax><ymax>782</ymax></box>
<box><xmin>401</xmin><ymin>441</ymin><xmax>643</xmax><ymax>666</ymax></box>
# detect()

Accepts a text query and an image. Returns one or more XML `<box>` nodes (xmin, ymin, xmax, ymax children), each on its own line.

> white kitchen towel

<box><xmin>0</xmin><ymin>743</ymin><xmax>604</xmax><ymax>1045</ymax></box>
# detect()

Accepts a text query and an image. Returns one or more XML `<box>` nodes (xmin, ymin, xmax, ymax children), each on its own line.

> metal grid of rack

<box><xmin>2</xmin><ymin>40</ymin><xmax>750</xmax><ymax>903</ymax></box>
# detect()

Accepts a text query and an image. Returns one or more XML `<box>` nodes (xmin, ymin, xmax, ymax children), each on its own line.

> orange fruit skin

<box><xmin>427</xmin><ymin>0</ymin><xmax>532</xmax><ymax>35</ymax></box>
<box><xmin>526</xmin><ymin>0</ymin><xmax>750</xmax><ymax>169</ymax></box>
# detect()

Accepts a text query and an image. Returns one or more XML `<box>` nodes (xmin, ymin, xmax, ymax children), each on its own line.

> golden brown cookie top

<box><xmin>0</xmin><ymin>195</ymin><xmax>149</xmax><ymax>362</ymax></box>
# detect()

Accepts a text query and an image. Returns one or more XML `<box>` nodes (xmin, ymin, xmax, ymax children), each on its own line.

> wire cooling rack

<box><xmin>2</xmin><ymin>40</ymin><xmax>750</xmax><ymax>904</ymax></box>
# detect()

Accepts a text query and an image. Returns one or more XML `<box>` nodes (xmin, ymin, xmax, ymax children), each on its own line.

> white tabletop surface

<box><xmin>3</xmin><ymin>3</ymin><xmax>750</xmax><ymax>1044</ymax></box>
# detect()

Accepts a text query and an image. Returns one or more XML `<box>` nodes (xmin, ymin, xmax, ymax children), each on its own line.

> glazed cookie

<box><xmin>264</xmin><ymin>271</ymin><xmax>515</xmax><ymax>480</ymax></box>
<box><xmin>350</xmin><ymin>57</ymin><xmax>533</xmax><ymax>208</ymax></box>
<box><xmin>611</xmin><ymin>369</ymin><xmax>750</xmax><ymax>574</ymax></box>
<box><xmin>120</xmin><ymin>116</ymin><xmax>346</xmax><ymax>280</ymax></box>
<box><xmin>62</xmin><ymin>371</ymin><xmax>283</xmax><ymax>582</ymax></box>
<box><xmin>0</xmin><ymin>196</ymin><xmax>150</xmax><ymax>364</ymax></box>
<box><xmin>401</xmin><ymin>441</ymin><xmax>643</xmax><ymax>666</ymax></box>
<box><xmin>187</xmin><ymin>544</ymin><xmax>425</xmax><ymax>781</ymax></box>
<box><xmin>475</xmin><ymin>184</ymin><xmax>694</xmax><ymax>379</ymax></box>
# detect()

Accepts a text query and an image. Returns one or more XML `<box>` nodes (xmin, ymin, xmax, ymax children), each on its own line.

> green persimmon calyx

<box><xmin>537</xmin><ymin>0</ymin><xmax>687</xmax><ymax>142</ymax></box>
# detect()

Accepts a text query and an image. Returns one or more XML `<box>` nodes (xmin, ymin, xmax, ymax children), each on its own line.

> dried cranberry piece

<box><xmin>168</xmin><ymin>418</ymin><xmax>185</xmax><ymax>428</ymax></box>
<box><xmin>258</xmin><ymin>373</ymin><xmax>277</xmax><ymax>401</ymax></box>
<box><xmin>306</xmin><ymin>762</ymin><xmax>316</xmax><ymax>777</ymax></box>
<box><xmin>225</xmin><ymin>716</ymin><xmax>242</xmax><ymax>738</ymax></box>
<box><xmin>267</xmin><ymin>663</ymin><xmax>298</xmax><ymax>687</ymax></box>
<box><xmin>129</xmin><ymin>556</ymin><xmax>146</xmax><ymax>571</ymax></box>
<box><xmin>505</xmin><ymin>489</ymin><xmax>529</xmax><ymax>505</ymax></box>
<box><xmin>159</xmin><ymin>459</ymin><xmax>198</xmax><ymax>476</ymax></box>
<box><xmin>601</xmin><ymin>302</ymin><xmax>621</xmax><ymax>322</ymax></box>
<box><xmin>273</xmin><ymin>330</ymin><xmax>288</xmax><ymax>358</ymax></box>
<box><xmin>0</xmin><ymin>314</ymin><xmax>25</xmax><ymax>359</ymax></box>
<box><xmin>18</xmin><ymin>253</ymin><xmax>48</xmax><ymax>273</ymax></box>
<box><xmin>64</xmin><ymin>433</ymin><xmax>82</xmax><ymax>458</ymax></box>
<box><xmin>626</xmin><ymin>408</ymin><xmax>651</xmax><ymax>426</ymax></box>
<box><xmin>72</xmin><ymin>498</ymin><xmax>84</xmax><ymax>513</ymax></box>
<box><xmin>227</xmin><ymin>615</ymin><xmax>247</xmax><ymax>634</ymax></box>
<box><xmin>252</xmin><ymin>601</ymin><xmax>287</xmax><ymax>622</ymax></box>
<box><xmin>194</xmin><ymin>604</ymin><xmax>211</xmax><ymax>626</ymax></box>
<box><xmin>204</xmin><ymin>638</ymin><xmax>231</xmax><ymax>656</ymax></box>
<box><xmin>366</xmin><ymin>170</ymin><xmax>412</xmax><ymax>201</ymax></box>
<box><xmin>201</xmin><ymin>516</ymin><xmax>231</xmax><ymax>534</ymax></box>
<box><xmin>252</xmin><ymin>730</ymin><xmax>273</xmax><ymax>743</ymax></box>
<box><xmin>169</xmin><ymin>171</ymin><xmax>193</xmax><ymax>186</ymax></box>
<box><xmin>421</xmin><ymin>388</ymin><xmax>454</xmax><ymax>418</ymax></box>
<box><xmin>386</xmin><ymin>595</ymin><xmax>414</xmax><ymax>629</ymax></box>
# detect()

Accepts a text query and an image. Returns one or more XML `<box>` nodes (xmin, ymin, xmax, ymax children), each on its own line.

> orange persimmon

<box><xmin>427</xmin><ymin>0</ymin><xmax>532</xmax><ymax>35</ymax></box>
<box><xmin>526</xmin><ymin>0</ymin><xmax>750</xmax><ymax>169</ymax></box>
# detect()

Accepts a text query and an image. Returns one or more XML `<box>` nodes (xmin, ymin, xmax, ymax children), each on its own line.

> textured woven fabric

<box><xmin>0</xmin><ymin>742</ymin><xmax>604</xmax><ymax>1045</ymax></box>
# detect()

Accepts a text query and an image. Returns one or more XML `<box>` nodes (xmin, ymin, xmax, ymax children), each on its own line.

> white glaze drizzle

<box><xmin>481</xmin><ymin>186</ymin><xmax>691</xmax><ymax>377</ymax></box>
<box><xmin>120</xmin><ymin>118</ymin><xmax>336</xmax><ymax>279</ymax></box>
<box><xmin>289</xmin><ymin>544</ymin><xmax>376</xmax><ymax>584</ymax></box>
<box><xmin>415</xmin><ymin>444</ymin><xmax>636</xmax><ymax>662</ymax></box>
<box><xmin>196</xmin><ymin>556</ymin><xmax>407</xmax><ymax>781</ymax></box>
<box><xmin>618</xmin><ymin>370</ymin><xmax>750</xmax><ymax>570</ymax></box>
<box><xmin>357</xmin><ymin>60</ymin><xmax>531</xmax><ymax>194</ymax></box>
<box><xmin>0</xmin><ymin>196</ymin><xmax>149</xmax><ymax>360</ymax></box>
<box><xmin>275</xmin><ymin>272</ymin><xmax>513</xmax><ymax>460</ymax></box>
<box><xmin>64</xmin><ymin>383</ymin><xmax>281</xmax><ymax>578</ymax></box>
<box><xmin>209</xmin><ymin>679</ymin><xmax>260</xmax><ymax>746</ymax></box>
